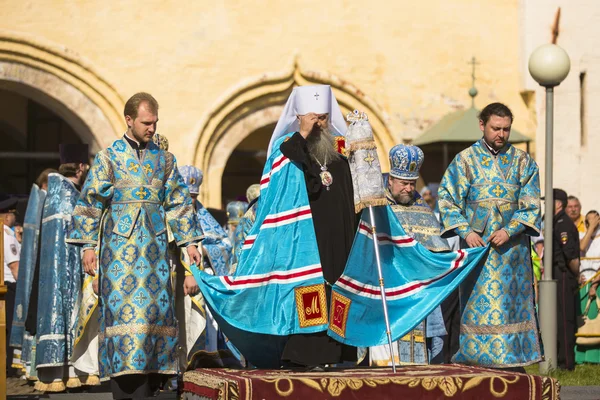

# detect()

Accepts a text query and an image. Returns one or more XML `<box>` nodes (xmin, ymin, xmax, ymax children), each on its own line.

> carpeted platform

<box><xmin>182</xmin><ymin>364</ymin><xmax>560</xmax><ymax>399</ymax></box>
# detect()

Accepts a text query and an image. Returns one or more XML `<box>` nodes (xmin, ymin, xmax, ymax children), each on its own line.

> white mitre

<box><xmin>267</xmin><ymin>85</ymin><xmax>347</xmax><ymax>157</ymax></box>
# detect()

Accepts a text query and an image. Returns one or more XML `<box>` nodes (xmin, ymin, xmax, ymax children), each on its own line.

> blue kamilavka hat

<box><xmin>179</xmin><ymin>165</ymin><xmax>203</xmax><ymax>195</ymax></box>
<box><xmin>388</xmin><ymin>144</ymin><xmax>424</xmax><ymax>180</ymax></box>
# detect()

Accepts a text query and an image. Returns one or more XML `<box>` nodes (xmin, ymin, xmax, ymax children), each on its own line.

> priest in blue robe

<box><xmin>438</xmin><ymin>102</ymin><xmax>542</xmax><ymax>368</ymax></box>
<box><xmin>370</xmin><ymin>144</ymin><xmax>449</xmax><ymax>366</ymax></box>
<box><xmin>30</xmin><ymin>144</ymin><xmax>94</xmax><ymax>391</ymax></box>
<box><xmin>67</xmin><ymin>92</ymin><xmax>203</xmax><ymax>399</ymax></box>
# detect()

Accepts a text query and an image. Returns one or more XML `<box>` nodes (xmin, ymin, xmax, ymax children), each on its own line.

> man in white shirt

<box><xmin>580</xmin><ymin>210</ymin><xmax>600</xmax><ymax>282</ymax></box>
<box><xmin>2</xmin><ymin>197</ymin><xmax>21</xmax><ymax>377</ymax></box>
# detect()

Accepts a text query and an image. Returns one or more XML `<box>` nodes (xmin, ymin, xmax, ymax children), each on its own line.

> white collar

<box><xmin>124</xmin><ymin>133</ymin><xmax>141</xmax><ymax>146</ymax></box>
<box><xmin>482</xmin><ymin>138</ymin><xmax>501</xmax><ymax>156</ymax></box>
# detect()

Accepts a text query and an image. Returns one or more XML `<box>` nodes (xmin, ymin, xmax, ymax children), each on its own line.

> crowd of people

<box><xmin>2</xmin><ymin>86</ymin><xmax>599</xmax><ymax>399</ymax></box>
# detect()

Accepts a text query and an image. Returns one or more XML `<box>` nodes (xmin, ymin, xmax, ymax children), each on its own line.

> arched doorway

<box><xmin>221</xmin><ymin>123</ymin><xmax>273</xmax><ymax>207</ymax></box>
<box><xmin>193</xmin><ymin>56</ymin><xmax>396</xmax><ymax>209</ymax></box>
<box><xmin>0</xmin><ymin>31</ymin><xmax>125</xmax><ymax>195</ymax></box>
<box><xmin>0</xmin><ymin>89</ymin><xmax>83</xmax><ymax>195</ymax></box>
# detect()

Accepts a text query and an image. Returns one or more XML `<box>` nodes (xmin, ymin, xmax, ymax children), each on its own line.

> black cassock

<box><xmin>279</xmin><ymin>132</ymin><xmax>358</xmax><ymax>366</ymax></box>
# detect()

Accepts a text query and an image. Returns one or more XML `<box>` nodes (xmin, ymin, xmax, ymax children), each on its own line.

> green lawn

<box><xmin>525</xmin><ymin>364</ymin><xmax>600</xmax><ymax>386</ymax></box>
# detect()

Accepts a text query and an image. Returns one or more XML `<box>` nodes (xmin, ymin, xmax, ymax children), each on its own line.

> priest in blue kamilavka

<box><xmin>30</xmin><ymin>144</ymin><xmax>96</xmax><ymax>391</ymax></box>
<box><xmin>369</xmin><ymin>144</ymin><xmax>448</xmax><ymax>366</ymax></box>
<box><xmin>66</xmin><ymin>92</ymin><xmax>203</xmax><ymax>400</ymax></box>
<box><xmin>438</xmin><ymin>102</ymin><xmax>542</xmax><ymax>367</ymax></box>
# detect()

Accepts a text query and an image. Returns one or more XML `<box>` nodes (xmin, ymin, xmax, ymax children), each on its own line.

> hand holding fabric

<box><xmin>488</xmin><ymin>229</ymin><xmax>510</xmax><ymax>247</ymax></box>
<box><xmin>83</xmin><ymin>248</ymin><xmax>97</xmax><ymax>276</ymax></box>
<box><xmin>183</xmin><ymin>275</ymin><xmax>199</xmax><ymax>296</ymax></box>
<box><xmin>187</xmin><ymin>245</ymin><xmax>202</xmax><ymax>267</ymax></box>
<box><xmin>466</xmin><ymin>232</ymin><xmax>486</xmax><ymax>247</ymax></box>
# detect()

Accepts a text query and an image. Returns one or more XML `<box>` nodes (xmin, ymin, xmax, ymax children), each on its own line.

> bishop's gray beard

<box><xmin>393</xmin><ymin>191</ymin><xmax>413</xmax><ymax>205</ymax></box>
<box><xmin>306</xmin><ymin>128</ymin><xmax>340</xmax><ymax>165</ymax></box>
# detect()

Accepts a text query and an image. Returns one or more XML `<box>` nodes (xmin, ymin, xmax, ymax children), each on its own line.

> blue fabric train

<box><xmin>195</xmin><ymin>134</ymin><xmax>326</xmax><ymax>337</ymax></box>
<box><xmin>10</xmin><ymin>184</ymin><xmax>46</xmax><ymax>349</ymax></box>
<box><xmin>328</xmin><ymin>206</ymin><xmax>488</xmax><ymax>346</ymax></box>
<box><xmin>192</xmin><ymin>133</ymin><xmax>488</xmax><ymax>365</ymax></box>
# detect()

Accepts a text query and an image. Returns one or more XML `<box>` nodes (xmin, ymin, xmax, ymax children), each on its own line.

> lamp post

<box><xmin>528</xmin><ymin>44</ymin><xmax>571</xmax><ymax>374</ymax></box>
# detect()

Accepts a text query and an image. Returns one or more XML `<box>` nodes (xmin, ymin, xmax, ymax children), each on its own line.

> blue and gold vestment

<box><xmin>67</xmin><ymin>137</ymin><xmax>202</xmax><ymax>379</ymax></box>
<box><xmin>230</xmin><ymin>201</ymin><xmax>258</xmax><ymax>274</ymax></box>
<box><xmin>438</xmin><ymin>139</ymin><xmax>541</xmax><ymax>367</ymax></box>
<box><xmin>35</xmin><ymin>173</ymin><xmax>86</xmax><ymax>388</ymax></box>
<box><xmin>195</xmin><ymin>200</ymin><xmax>232</xmax><ymax>276</ymax></box>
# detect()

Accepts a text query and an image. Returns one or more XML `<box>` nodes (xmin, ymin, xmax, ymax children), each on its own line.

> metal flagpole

<box><xmin>345</xmin><ymin>109</ymin><xmax>396</xmax><ymax>372</ymax></box>
<box><xmin>368</xmin><ymin>205</ymin><xmax>397</xmax><ymax>373</ymax></box>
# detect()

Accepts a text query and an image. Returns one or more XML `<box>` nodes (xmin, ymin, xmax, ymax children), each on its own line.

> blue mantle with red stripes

<box><xmin>328</xmin><ymin>206</ymin><xmax>488</xmax><ymax>346</ymax></box>
<box><xmin>192</xmin><ymin>132</ymin><xmax>489</xmax><ymax>359</ymax></box>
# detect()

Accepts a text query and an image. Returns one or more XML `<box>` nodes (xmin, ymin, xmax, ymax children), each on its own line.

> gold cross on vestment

<box><xmin>364</xmin><ymin>152</ymin><xmax>375</xmax><ymax>166</ymax></box>
<box><xmin>135</xmin><ymin>187</ymin><xmax>148</xmax><ymax>199</ymax></box>
<box><xmin>128</xmin><ymin>162</ymin><xmax>139</xmax><ymax>173</ymax></box>
<box><xmin>143</xmin><ymin>164</ymin><xmax>152</xmax><ymax>175</ymax></box>
<box><xmin>481</xmin><ymin>157</ymin><xmax>491</xmax><ymax>167</ymax></box>
<box><xmin>492</xmin><ymin>185</ymin><xmax>503</xmax><ymax>197</ymax></box>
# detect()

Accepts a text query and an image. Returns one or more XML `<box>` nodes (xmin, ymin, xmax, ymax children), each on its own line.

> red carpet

<box><xmin>182</xmin><ymin>364</ymin><xmax>559</xmax><ymax>399</ymax></box>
